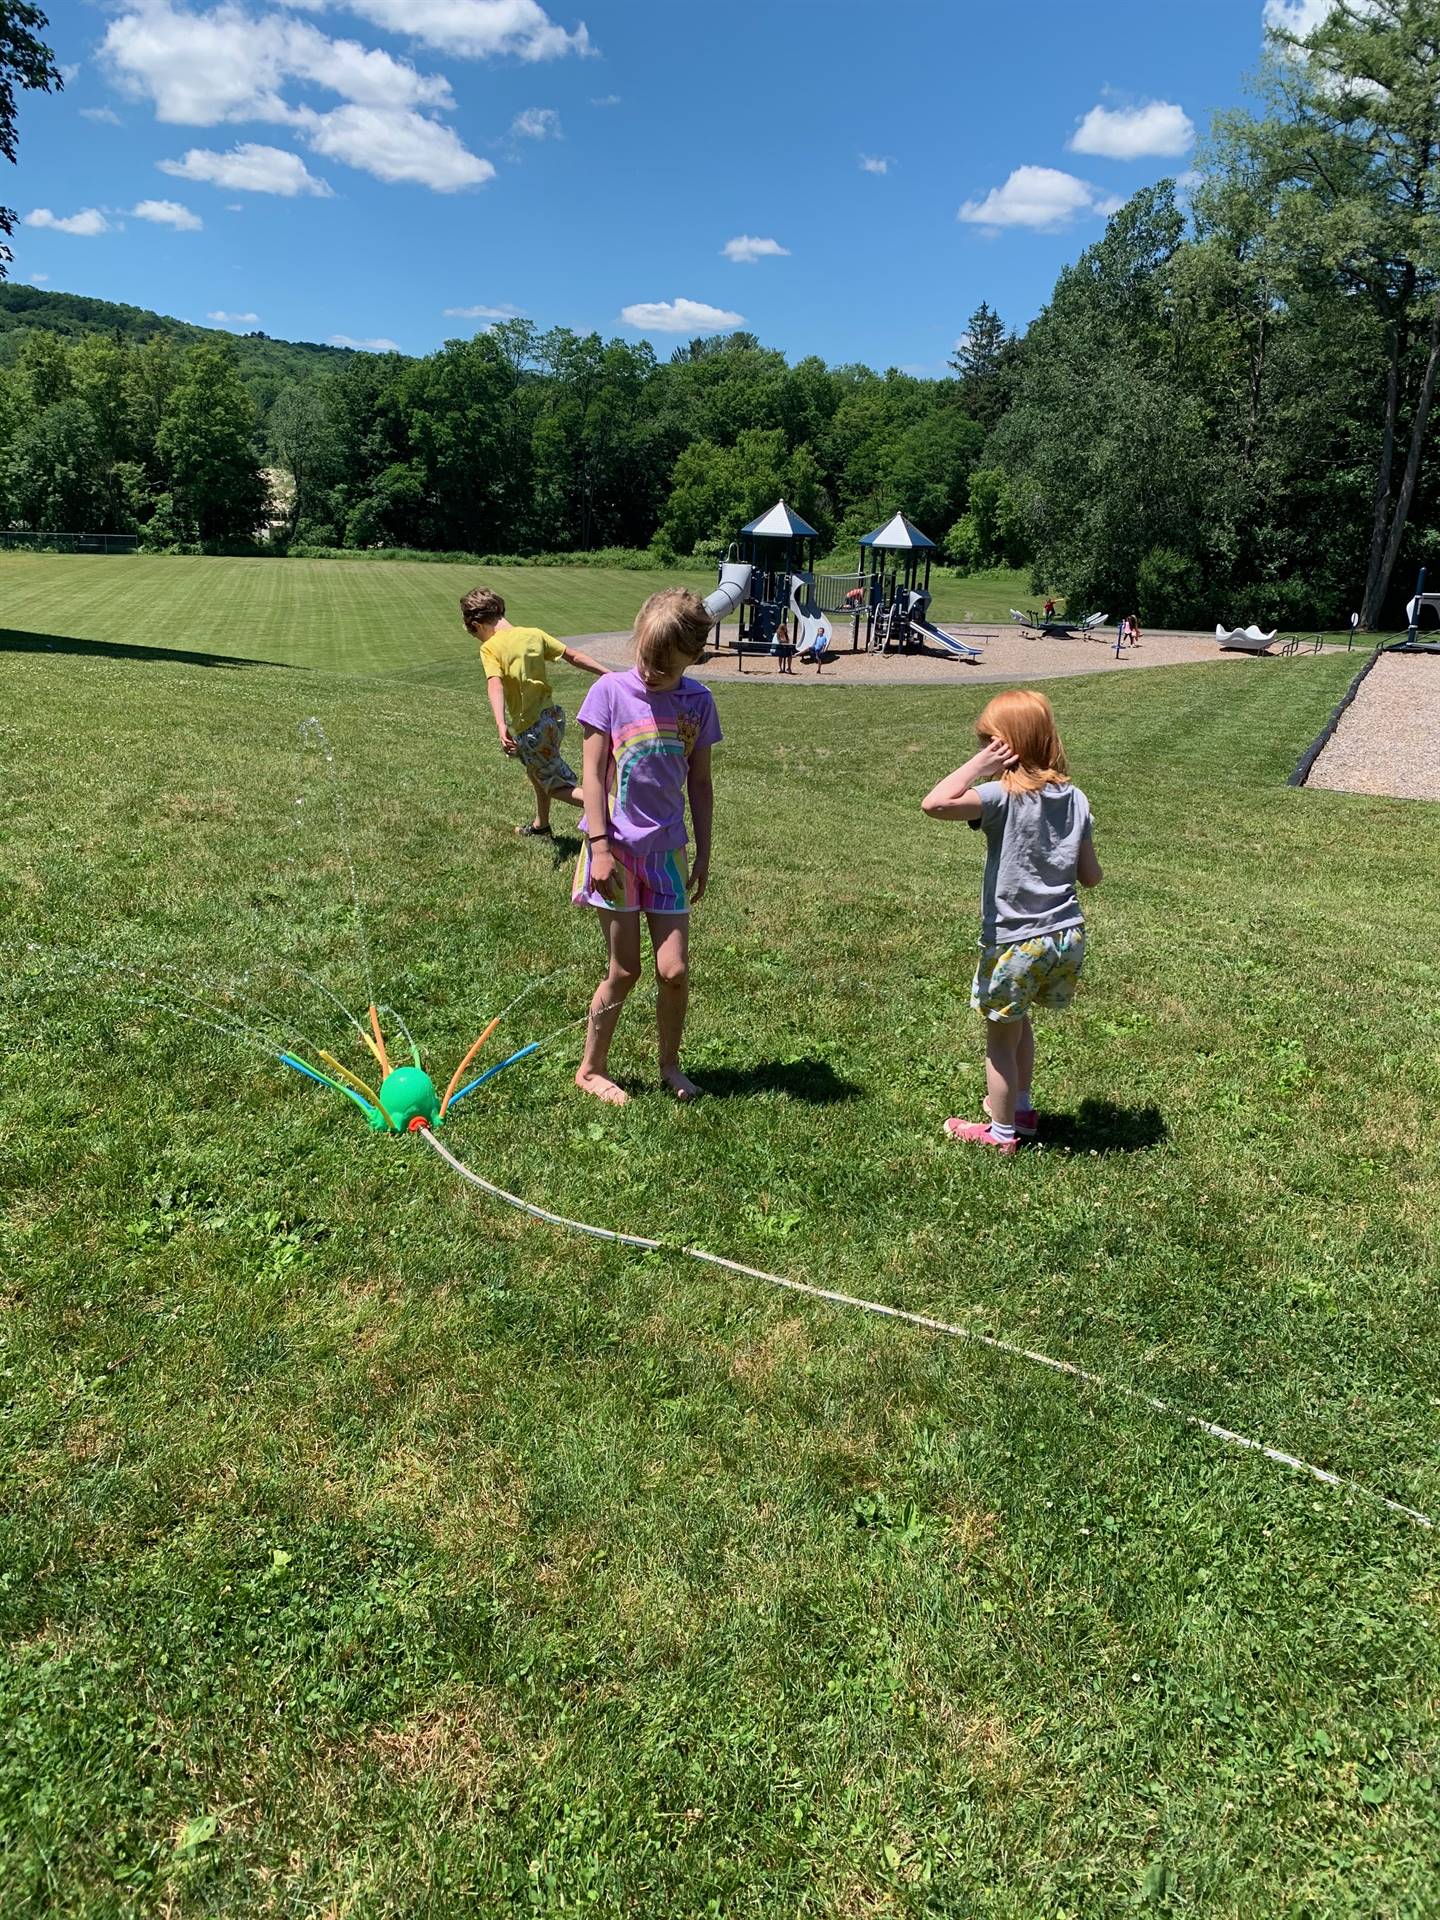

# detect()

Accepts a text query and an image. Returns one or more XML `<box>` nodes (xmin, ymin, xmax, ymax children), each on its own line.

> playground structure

<box><xmin>718</xmin><ymin>500</ymin><xmax>837</xmax><ymax>673</ymax></box>
<box><xmin>713</xmin><ymin>502</ymin><xmax>982</xmax><ymax>669</ymax></box>
<box><xmin>861</xmin><ymin>513</ymin><xmax>980</xmax><ymax>660</ymax></box>
<box><xmin>1400</xmin><ymin>566</ymin><xmax>1440</xmax><ymax>653</ymax></box>
<box><xmin>1010</xmin><ymin>606</ymin><xmax>1111</xmax><ymax>640</ymax></box>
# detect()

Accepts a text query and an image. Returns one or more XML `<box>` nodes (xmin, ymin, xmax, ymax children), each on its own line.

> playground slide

<box><xmin>790</xmin><ymin>575</ymin><xmax>833</xmax><ymax>659</ymax></box>
<box><xmin>911</xmin><ymin>617</ymin><xmax>981</xmax><ymax>661</ymax></box>
<box><xmin>704</xmin><ymin>561</ymin><xmax>753</xmax><ymax>623</ymax></box>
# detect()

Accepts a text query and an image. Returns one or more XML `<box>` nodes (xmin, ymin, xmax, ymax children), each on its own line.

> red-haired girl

<box><xmin>921</xmin><ymin>689</ymin><xmax>1103</xmax><ymax>1153</ymax></box>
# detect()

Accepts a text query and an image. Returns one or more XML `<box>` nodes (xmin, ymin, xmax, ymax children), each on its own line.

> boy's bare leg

<box><xmin>983</xmin><ymin>1018</ymin><xmax>1022</xmax><ymax>1128</ymax></box>
<box><xmin>648</xmin><ymin>912</ymin><xmax>697</xmax><ymax>1099</ymax></box>
<box><xmin>576</xmin><ymin>908</ymin><xmax>641</xmax><ymax>1105</ymax></box>
<box><xmin>525</xmin><ymin>768</ymin><xmax>552</xmax><ymax>833</ymax></box>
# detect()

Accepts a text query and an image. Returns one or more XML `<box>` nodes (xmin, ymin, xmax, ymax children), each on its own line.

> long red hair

<box><xmin>975</xmin><ymin>689</ymin><xmax>1069</xmax><ymax>794</ymax></box>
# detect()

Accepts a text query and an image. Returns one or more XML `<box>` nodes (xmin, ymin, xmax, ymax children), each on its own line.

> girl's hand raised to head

<box><xmin>974</xmin><ymin>736</ymin><xmax>1019</xmax><ymax>780</ymax></box>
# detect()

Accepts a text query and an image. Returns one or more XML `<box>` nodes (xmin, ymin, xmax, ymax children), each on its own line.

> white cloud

<box><xmin>511</xmin><ymin>106</ymin><xmax>560</xmax><ymax>138</ymax></box>
<box><xmin>105</xmin><ymin>0</ymin><xmax>533</xmax><ymax>195</ymax></box>
<box><xmin>303</xmin><ymin>105</ymin><xmax>495</xmax><ymax>189</ymax></box>
<box><xmin>722</xmin><ymin>234</ymin><xmax>789</xmax><ymax>264</ymax></box>
<box><xmin>958</xmin><ymin>165</ymin><xmax>1110</xmax><ymax>232</ymax></box>
<box><xmin>1264</xmin><ymin>0</ymin><xmax>1335</xmax><ymax>29</ymax></box>
<box><xmin>160</xmin><ymin>142</ymin><xmax>333</xmax><ymax>196</ymax></box>
<box><xmin>104</xmin><ymin>2</ymin><xmax>452</xmax><ymax>125</ymax></box>
<box><xmin>61</xmin><ymin>62</ymin><xmax>82</xmax><ymax>83</ymax></box>
<box><xmin>1070</xmin><ymin>100</ymin><xmax>1195</xmax><ymax>159</ymax></box>
<box><xmin>859</xmin><ymin>153</ymin><xmax>890</xmax><ymax>175</ymax></box>
<box><xmin>619</xmin><ymin>297</ymin><xmax>744</xmax><ymax>335</ymax></box>
<box><xmin>80</xmin><ymin>106</ymin><xmax>122</xmax><ymax>124</ymax></box>
<box><xmin>444</xmin><ymin>302</ymin><xmax>521</xmax><ymax>317</ymax></box>
<box><xmin>329</xmin><ymin>333</ymin><xmax>401</xmax><ymax>350</ymax></box>
<box><xmin>339</xmin><ymin>0</ymin><xmax>594</xmax><ymax>59</ymax></box>
<box><xmin>23</xmin><ymin>207</ymin><xmax>110</xmax><ymax>236</ymax></box>
<box><xmin>209</xmin><ymin>309</ymin><xmax>260</xmax><ymax>324</ymax></box>
<box><xmin>29</xmin><ymin>273</ymin><xmax>49</xmax><ymax>284</ymax></box>
<box><xmin>591</xmin><ymin>92</ymin><xmax>620</xmax><ymax>106</ymax></box>
<box><xmin>132</xmin><ymin>197</ymin><xmax>203</xmax><ymax>229</ymax></box>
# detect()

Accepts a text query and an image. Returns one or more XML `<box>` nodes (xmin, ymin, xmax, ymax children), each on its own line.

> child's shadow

<box><xmin>550</xmin><ymin>831</ymin><xmax>583</xmax><ymax>870</ymax></box>
<box><xmin>1038</xmin><ymin>1100</ymin><xmax>1166</xmax><ymax>1155</ymax></box>
<box><xmin>693</xmin><ymin>1058</ymin><xmax>862</xmax><ymax>1104</ymax></box>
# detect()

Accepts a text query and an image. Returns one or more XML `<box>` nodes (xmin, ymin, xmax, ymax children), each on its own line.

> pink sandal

<box><xmin>943</xmin><ymin>1118</ymin><xmax>1018</xmax><ymax>1155</ymax></box>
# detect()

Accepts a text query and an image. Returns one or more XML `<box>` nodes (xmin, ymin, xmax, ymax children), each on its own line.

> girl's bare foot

<box><xmin>575</xmin><ymin>1068</ymin><xmax>627</xmax><ymax>1106</ymax></box>
<box><xmin>660</xmin><ymin>1066</ymin><xmax>700</xmax><ymax>1101</ymax></box>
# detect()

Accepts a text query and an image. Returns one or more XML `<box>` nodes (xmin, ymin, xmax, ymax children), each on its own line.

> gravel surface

<box><xmin>568</xmin><ymin>623</ymin><xmax>1345</xmax><ymax>687</ymax></box>
<box><xmin>1306</xmin><ymin>650</ymin><xmax>1440</xmax><ymax>801</ymax></box>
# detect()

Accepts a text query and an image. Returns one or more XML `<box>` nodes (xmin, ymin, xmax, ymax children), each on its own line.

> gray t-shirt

<box><xmin>970</xmin><ymin>780</ymin><xmax>1091</xmax><ymax>945</ymax></box>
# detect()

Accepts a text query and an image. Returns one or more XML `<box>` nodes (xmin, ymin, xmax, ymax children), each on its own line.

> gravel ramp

<box><xmin>1305</xmin><ymin>652</ymin><xmax>1440</xmax><ymax>802</ymax></box>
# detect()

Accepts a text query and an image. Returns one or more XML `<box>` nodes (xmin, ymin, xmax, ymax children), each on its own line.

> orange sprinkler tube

<box><xmin>440</xmin><ymin>1017</ymin><xmax>500</xmax><ymax>1119</ymax></box>
<box><xmin>368</xmin><ymin>1004</ymin><xmax>392</xmax><ymax>1076</ymax></box>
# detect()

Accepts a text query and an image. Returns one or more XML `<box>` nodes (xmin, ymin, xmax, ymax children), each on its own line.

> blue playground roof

<box><xmin>861</xmin><ymin>511</ymin><xmax>935</xmax><ymax>551</ymax></box>
<box><xmin>742</xmin><ymin>499</ymin><xmax>820</xmax><ymax>540</ymax></box>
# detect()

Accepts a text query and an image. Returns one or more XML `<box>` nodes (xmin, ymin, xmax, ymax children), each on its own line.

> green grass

<box><xmin>0</xmin><ymin>552</ymin><xmax>716</xmax><ymax>673</ymax></box>
<box><xmin>3</xmin><ymin>598</ymin><xmax>1439</xmax><ymax>1915</ymax></box>
<box><xmin>0</xmin><ymin>554</ymin><xmax>1034</xmax><ymax>679</ymax></box>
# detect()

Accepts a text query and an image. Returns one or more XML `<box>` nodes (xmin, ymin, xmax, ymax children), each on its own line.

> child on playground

<box><xmin>773</xmin><ymin>615</ymin><xmax>796</xmax><ymax>675</ymax></box>
<box><xmin>462</xmin><ymin>587</ymin><xmax>609</xmax><ymax>836</ymax></box>
<box><xmin>921</xmin><ymin>688</ymin><xmax>1102</xmax><ymax>1153</ymax></box>
<box><xmin>572</xmin><ymin>587</ymin><xmax>721</xmax><ymax>1105</ymax></box>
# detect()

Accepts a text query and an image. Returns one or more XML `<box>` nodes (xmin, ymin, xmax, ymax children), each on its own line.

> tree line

<box><xmin>3</xmin><ymin>0</ymin><xmax>1439</xmax><ymax>627</ymax></box>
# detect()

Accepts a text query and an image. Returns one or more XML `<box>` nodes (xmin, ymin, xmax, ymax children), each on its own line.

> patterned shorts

<box><xmin>971</xmin><ymin>928</ymin><xmax>1085</xmax><ymax>1022</ymax></box>
<box><xmin>573</xmin><ymin>840</ymin><xmax>690</xmax><ymax>914</ymax></box>
<box><xmin>513</xmin><ymin>705</ymin><xmax>577</xmax><ymax>795</ymax></box>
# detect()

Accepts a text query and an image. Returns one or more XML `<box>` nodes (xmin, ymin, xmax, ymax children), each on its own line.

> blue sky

<box><xmin>12</xmin><ymin>0</ymin><xmax>1317</xmax><ymax>369</ymax></box>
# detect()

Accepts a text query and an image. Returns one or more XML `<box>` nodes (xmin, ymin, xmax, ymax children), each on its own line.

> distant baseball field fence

<box><xmin>0</xmin><ymin>530</ymin><xmax>139</xmax><ymax>555</ymax></box>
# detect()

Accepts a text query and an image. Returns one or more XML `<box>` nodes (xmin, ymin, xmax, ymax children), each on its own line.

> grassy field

<box><xmin>3</xmin><ymin>580</ymin><xmax>1439</xmax><ymax>1914</ymax></box>
<box><xmin>0</xmin><ymin>553</ymin><xmax>1035</xmax><ymax>674</ymax></box>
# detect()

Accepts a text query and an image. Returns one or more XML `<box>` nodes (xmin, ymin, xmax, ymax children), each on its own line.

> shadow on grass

<box><xmin>0</xmin><ymin>628</ymin><xmax>292</xmax><ymax>670</ymax></box>
<box><xmin>550</xmin><ymin>831</ymin><xmax>583</xmax><ymax>869</ymax></box>
<box><xmin>1039</xmin><ymin>1099</ymin><xmax>1167</xmax><ymax>1155</ymax></box>
<box><xmin>694</xmin><ymin>1058</ymin><xmax>862</xmax><ymax>1104</ymax></box>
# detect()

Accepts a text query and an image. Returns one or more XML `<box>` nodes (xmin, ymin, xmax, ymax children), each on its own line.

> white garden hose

<box><xmin>417</xmin><ymin>1128</ymin><xmax>1433</xmax><ymax>1532</ymax></box>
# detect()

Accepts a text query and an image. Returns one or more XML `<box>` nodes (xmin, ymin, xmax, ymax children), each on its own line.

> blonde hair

<box><xmin>975</xmin><ymin>688</ymin><xmax>1069</xmax><ymax>795</ymax></box>
<box><xmin>634</xmin><ymin>587</ymin><xmax>712</xmax><ymax>674</ymax></box>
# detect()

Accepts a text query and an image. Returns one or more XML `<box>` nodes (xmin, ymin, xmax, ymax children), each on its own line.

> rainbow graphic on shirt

<box><xmin>613</xmin><ymin>715</ymin><xmax>691</xmax><ymax>815</ymax></box>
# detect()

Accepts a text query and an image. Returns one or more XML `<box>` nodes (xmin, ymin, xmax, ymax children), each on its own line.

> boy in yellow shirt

<box><xmin>462</xmin><ymin>586</ymin><xmax>608</xmax><ymax>837</ymax></box>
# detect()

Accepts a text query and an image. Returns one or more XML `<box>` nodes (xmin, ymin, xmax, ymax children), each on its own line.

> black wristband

<box><xmin>586</xmin><ymin>832</ymin><xmax>610</xmax><ymax>843</ymax></box>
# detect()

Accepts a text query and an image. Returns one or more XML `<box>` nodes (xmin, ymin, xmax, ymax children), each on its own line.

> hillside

<box><xmin>0</xmin><ymin>284</ymin><xmax>385</xmax><ymax>410</ymax></box>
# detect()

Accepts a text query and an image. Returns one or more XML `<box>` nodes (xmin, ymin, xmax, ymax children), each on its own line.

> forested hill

<box><xmin>0</xmin><ymin>285</ymin><xmax>364</xmax><ymax>408</ymax></box>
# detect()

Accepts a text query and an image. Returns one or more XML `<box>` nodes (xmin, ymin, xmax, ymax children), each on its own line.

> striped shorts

<box><xmin>572</xmin><ymin>840</ymin><xmax>690</xmax><ymax>914</ymax></box>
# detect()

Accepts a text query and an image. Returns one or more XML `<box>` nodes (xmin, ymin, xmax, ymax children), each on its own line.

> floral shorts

<box><xmin>971</xmin><ymin>928</ymin><xmax>1085</xmax><ymax>1022</ymax></box>
<box><xmin>513</xmin><ymin>705</ymin><xmax>577</xmax><ymax>795</ymax></box>
<box><xmin>572</xmin><ymin>841</ymin><xmax>690</xmax><ymax>914</ymax></box>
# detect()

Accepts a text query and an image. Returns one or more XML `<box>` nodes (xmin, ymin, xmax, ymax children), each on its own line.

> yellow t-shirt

<box><xmin>479</xmin><ymin>626</ymin><xmax>566</xmax><ymax>735</ymax></box>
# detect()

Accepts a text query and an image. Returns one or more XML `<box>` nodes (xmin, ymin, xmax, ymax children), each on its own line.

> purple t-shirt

<box><xmin>577</xmin><ymin>668</ymin><xmax>722</xmax><ymax>854</ymax></box>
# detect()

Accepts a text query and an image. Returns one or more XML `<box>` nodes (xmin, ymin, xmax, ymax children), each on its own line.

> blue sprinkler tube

<box><xmin>442</xmin><ymin>1040</ymin><xmax>542</xmax><ymax>1113</ymax></box>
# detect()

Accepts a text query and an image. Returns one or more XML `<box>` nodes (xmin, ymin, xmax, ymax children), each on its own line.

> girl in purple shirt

<box><xmin>572</xmin><ymin>588</ymin><xmax>722</xmax><ymax>1104</ymax></box>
